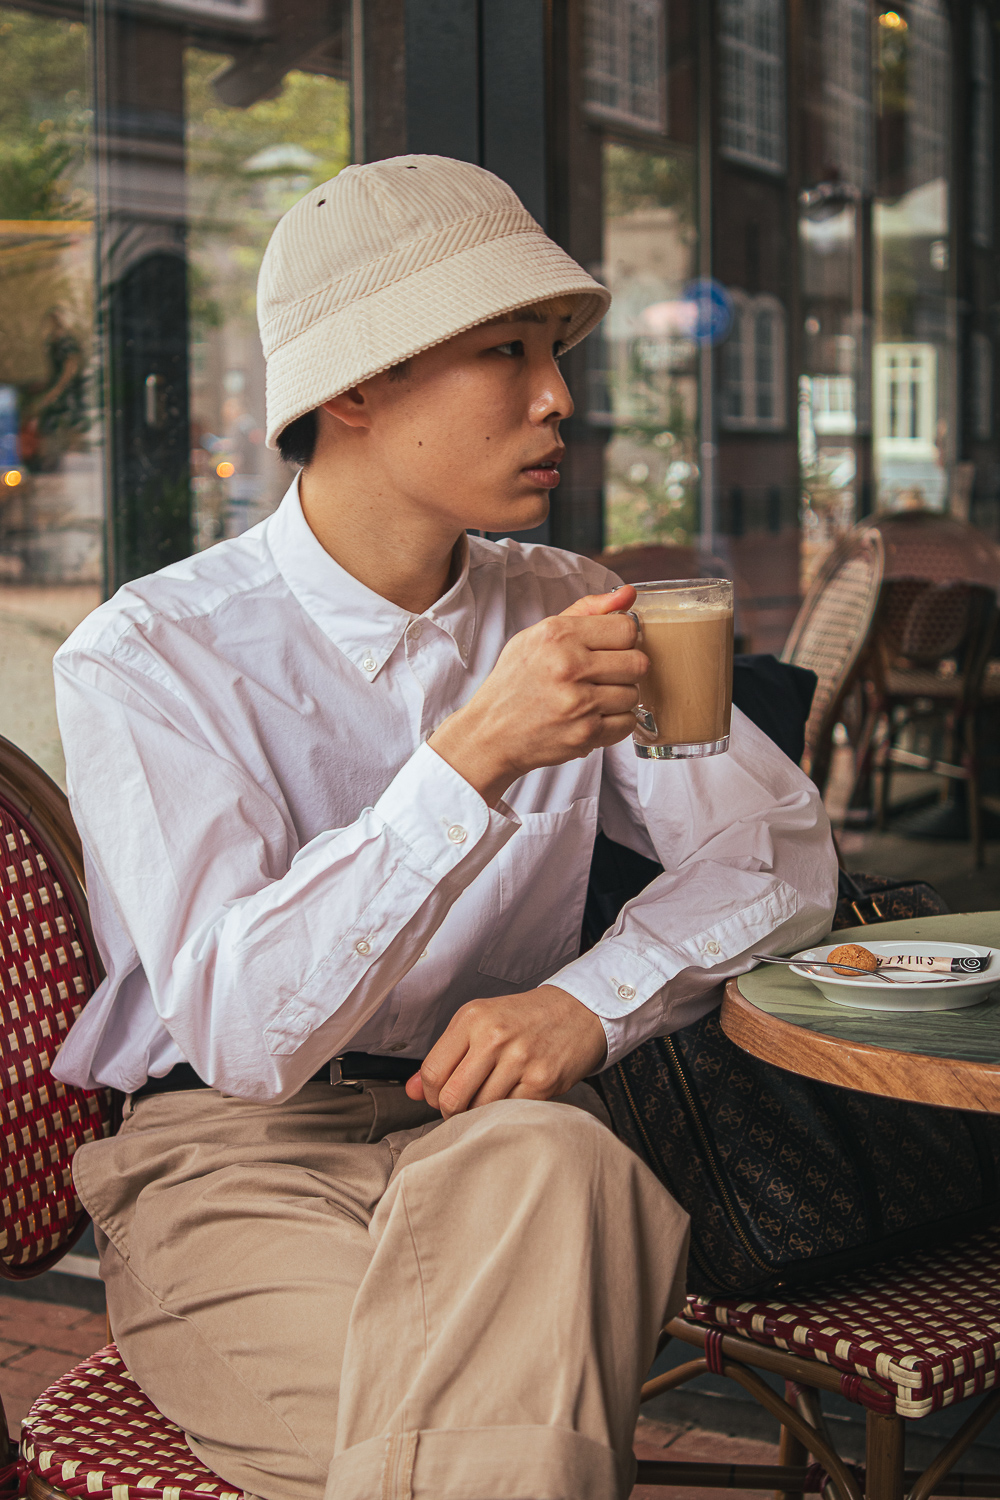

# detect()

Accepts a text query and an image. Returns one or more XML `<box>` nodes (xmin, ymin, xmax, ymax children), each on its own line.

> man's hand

<box><xmin>428</xmin><ymin>585</ymin><xmax>647</xmax><ymax>806</ymax></box>
<box><xmin>405</xmin><ymin>985</ymin><xmax>608</xmax><ymax>1117</ymax></box>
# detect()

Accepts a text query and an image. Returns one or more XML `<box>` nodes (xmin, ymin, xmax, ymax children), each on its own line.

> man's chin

<box><xmin>473</xmin><ymin>494</ymin><xmax>551</xmax><ymax>534</ymax></box>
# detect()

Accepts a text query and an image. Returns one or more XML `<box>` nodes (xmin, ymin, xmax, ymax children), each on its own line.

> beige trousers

<box><xmin>72</xmin><ymin>1079</ymin><xmax>689</xmax><ymax>1500</ymax></box>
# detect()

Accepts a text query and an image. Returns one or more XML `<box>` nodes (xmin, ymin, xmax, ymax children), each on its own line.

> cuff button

<box><xmin>617</xmin><ymin>983</ymin><xmax>636</xmax><ymax>1002</ymax></box>
<box><xmin>447</xmin><ymin>824</ymin><xmax>468</xmax><ymax>844</ymax></box>
<box><xmin>704</xmin><ymin>940</ymin><xmax>721</xmax><ymax>956</ymax></box>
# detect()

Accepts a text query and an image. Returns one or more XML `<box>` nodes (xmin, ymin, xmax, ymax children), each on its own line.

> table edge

<box><xmin>721</xmin><ymin>977</ymin><xmax>1000</xmax><ymax>1112</ymax></box>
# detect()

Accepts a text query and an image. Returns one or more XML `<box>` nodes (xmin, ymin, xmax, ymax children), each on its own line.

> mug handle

<box><xmin>627</xmin><ymin>611</ymin><xmax>658</xmax><ymax>738</ymax></box>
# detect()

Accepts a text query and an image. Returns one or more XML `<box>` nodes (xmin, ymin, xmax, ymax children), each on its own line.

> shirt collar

<box><xmin>265</xmin><ymin>475</ymin><xmax>477</xmax><ymax>679</ymax></box>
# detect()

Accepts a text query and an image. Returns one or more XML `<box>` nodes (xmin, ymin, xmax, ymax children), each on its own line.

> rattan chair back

<box><xmin>0</xmin><ymin>735</ymin><xmax>113</xmax><ymax>1279</ymax></box>
<box><xmin>781</xmin><ymin>529</ymin><xmax>884</xmax><ymax>789</ymax></box>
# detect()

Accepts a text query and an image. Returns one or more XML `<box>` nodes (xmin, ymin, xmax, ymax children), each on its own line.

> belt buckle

<box><xmin>329</xmin><ymin>1058</ymin><xmax>344</xmax><ymax>1085</ymax></box>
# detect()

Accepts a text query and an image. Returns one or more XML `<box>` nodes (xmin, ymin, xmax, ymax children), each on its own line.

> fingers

<box><xmin>586</xmin><ymin>647</ymin><xmax>649</xmax><ymax>684</ymax></box>
<box><xmin>591</xmin><ymin>711</ymin><xmax>641</xmax><ymax>747</ymax></box>
<box><xmin>559</xmin><ymin>584</ymin><xmax>635</xmax><ymax>619</ymax></box>
<box><xmin>568</xmin><ymin>612</ymin><xmax>640</xmax><ymax>650</ymax></box>
<box><xmin>417</xmin><ymin>1028</ymin><xmax>470</xmax><ymax>1112</ymax></box>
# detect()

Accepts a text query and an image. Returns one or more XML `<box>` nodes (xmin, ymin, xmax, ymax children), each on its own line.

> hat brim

<box><xmin>264</xmin><ymin>228</ymin><xmax>610</xmax><ymax>448</ymax></box>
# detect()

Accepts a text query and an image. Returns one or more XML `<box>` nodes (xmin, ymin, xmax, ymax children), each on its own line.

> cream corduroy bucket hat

<box><xmin>258</xmin><ymin>154</ymin><xmax>611</xmax><ymax>449</ymax></box>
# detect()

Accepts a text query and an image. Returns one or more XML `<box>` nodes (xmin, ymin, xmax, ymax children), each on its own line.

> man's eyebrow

<box><xmin>480</xmin><ymin>310</ymin><xmax>572</xmax><ymax>326</ymax></box>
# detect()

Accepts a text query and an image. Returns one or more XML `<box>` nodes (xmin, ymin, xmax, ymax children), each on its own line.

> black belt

<box><xmin>132</xmin><ymin>1052</ymin><xmax>423</xmax><ymax>1100</ymax></box>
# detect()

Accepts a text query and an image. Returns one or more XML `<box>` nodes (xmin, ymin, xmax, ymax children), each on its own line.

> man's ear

<box><xmin>321</xmin><ymin>386</ymin><xmax>371</xmax><ymax>431</ymax></box>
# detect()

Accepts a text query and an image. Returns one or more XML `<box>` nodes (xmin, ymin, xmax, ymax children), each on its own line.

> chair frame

<box><xmin>635</xmin><ymin>1318</ymin><xmax>1000</xmax><ymax>1500</ymax></box>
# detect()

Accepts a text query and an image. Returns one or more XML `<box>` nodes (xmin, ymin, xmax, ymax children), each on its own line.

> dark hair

<box><xmin>276</xmin><ymin>359</ymin><xmax>413</xmax><ymax>467</ymax></box>
<box><xmin>277</xmin><ymin>409</ymin><xmax>318</xmax><ymax>467</ymax></box>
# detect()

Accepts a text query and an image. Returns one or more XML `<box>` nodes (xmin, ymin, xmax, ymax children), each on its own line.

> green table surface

<box><xmin>734</xmin><ymin>911</ymin><xmax>1000</xmax><ymax>1065</ymax></box>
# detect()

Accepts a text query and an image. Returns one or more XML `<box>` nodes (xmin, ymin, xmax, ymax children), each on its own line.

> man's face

<box><xmin>334</xmin><ymin>305</ymin><xmax>575</xmax><ymax>534</ymax></box>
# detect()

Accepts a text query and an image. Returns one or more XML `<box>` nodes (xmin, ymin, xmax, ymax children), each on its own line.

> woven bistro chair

<box><xmin>636</xmin><ymin>1227</ymin><xmax>1000</xmax><ymax>1500</ymax></box>
<box><xmin>0</xmin><ymin>735</ymin><xmax>240</xmax><ymax>1500</ymax></box>
<box><xmin>870</xmin><ymin>581</ymin><xmax>998</xmax><ymax>866</ymax></box>
<box><xmin>781</xmin><ymin>528</ymin><xmax>884</xmax><ymax>800</ymax></box>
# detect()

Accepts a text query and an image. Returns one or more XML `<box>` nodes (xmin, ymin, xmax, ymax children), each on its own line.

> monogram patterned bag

<box><xmin>592</xmin><ymin>1007</ymin><xmax>1000</xmax><ymax>1297</ymax></box>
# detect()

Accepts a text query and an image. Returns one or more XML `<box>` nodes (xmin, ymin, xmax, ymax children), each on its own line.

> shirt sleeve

<box><xmin>52</xmin><ymin>641</ymin><xmax>518</xmax><ymax>1101</ymax></box>
<box><xmin>547</xmin><ymin>705</ymin><xmax>839</xmax><ymax>1066</ymax></box>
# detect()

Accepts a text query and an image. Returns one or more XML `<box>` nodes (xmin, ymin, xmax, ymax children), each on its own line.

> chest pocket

<box><xmin>478</xmin><ymin>795</ymin><xmax>598</xmax><ymax>986</ymax></box>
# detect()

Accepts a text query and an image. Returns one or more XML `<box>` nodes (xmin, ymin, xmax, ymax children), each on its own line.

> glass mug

<box><xmin>628</xmin><ymin>579</ymin><xmax>734</xmax><ymax>760</ymax></box>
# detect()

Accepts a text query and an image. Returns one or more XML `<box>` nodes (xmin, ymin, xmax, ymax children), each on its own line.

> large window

<box><xmin>185</xmin><ymin>54</ymin><xmax>349</xmax><ymax>552</ymax></box>
<box><xmin>0</xmin><ymin>2</ymin><xmax>349</xmax><ymax>787</ymax></box>
<box><xmin>873</xmin><ymin>0</ymin><xmax>954</xmax><ymax>511</ymax></box>
<box><xmin>821</xmin><ymin>0</ymin><xmax>873</xmax><ymax>192</ymax></box>
<box><xmin>0</xmin><ymin>8</ymin><xmax>97</xmax><ymax>785</ymax></box>
<box><xmin>972</xmin><ymin>5</ymin><xmax>993</xmax><ymax>250</ymax></box>
<box><xmin>718</xmin><ymin>0</ymin><xmax>786</xmax><ymax>174</ymax></box>
<box><xmin>583</xmin><ymin>0</ymin><xmax>666</xmax><ymax>132</ymax></box>
<box><xmin>721</xmin><ymin>291</ymin><xmax>787</xmax><ymax>432</ymax></box>
<box><xmin>595</xmin><ymin>143</ymin><xmax>698</xmax><ymax>551</ymax></box>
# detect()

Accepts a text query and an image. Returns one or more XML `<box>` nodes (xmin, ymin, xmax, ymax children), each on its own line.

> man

<box><xmin>54</xmin><ymin>156</ymin><xmax>837</xmax><ymax>1500</ymax></box>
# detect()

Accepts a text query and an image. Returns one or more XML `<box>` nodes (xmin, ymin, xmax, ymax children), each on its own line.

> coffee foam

<box><xmin>635</xmin><ymin>602</ymin><xmax>731</xmax><ymax>623</ymax></box>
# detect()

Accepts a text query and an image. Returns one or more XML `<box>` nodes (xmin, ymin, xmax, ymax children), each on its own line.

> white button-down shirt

<box><xmin>52</xmin><ymin>479</ymin><xmax>837</xmax><ymax>1101</ymax></box>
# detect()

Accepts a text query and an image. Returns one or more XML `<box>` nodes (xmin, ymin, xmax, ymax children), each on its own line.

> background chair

<box><xmin>870</xmin><ymin>580</ymin><xmax>997</xmax><ymax>866</ymax></box>
<box><xmin>780</xmin><ymin>526</ymin><xmax>884</xmax><ymax>800</ymax></box>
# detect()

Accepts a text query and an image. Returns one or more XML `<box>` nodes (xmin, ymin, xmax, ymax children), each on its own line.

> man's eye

<box><xmin>494</xmin><ymin>340</ymin><xmax>525</xmax><ymax>357</ymax></box>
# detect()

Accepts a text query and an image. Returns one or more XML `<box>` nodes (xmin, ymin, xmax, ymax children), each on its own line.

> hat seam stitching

<box><xmin>263</xmin><ymin>237</ymin><xmax>600</xmax><ymax>361</ymax></box>
<box><xmin>259</xmin><ymin>209</ymin><xmax>541</xmax><ymax>336</ymax></box>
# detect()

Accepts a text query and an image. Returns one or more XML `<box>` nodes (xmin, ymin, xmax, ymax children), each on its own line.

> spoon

<box><xmin>752</xmin><ymin>954</ymin><xmax>909</xmax><ymax>984</ymax></box>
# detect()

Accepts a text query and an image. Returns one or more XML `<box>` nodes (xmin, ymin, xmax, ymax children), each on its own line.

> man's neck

<box><xmin>298</xmin><ymin>466</ymin><xmax>461</xmax><ymax>617</ymax></box>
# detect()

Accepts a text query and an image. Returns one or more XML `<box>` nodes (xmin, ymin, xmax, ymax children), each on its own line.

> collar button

<box><xmin>362</xmin><ymin>656</ymin><xmax>377</xmax><ymax>672</ymax></box>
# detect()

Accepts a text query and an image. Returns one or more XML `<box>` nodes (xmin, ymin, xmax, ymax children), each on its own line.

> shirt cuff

<box><xmin>549</xmin><ymin>879</ymin><xmax>800</xmax><ymax>1065</ymax></box>
<box><xmin>373</xmin><ymin>739</ymin><xmax>518</xmax><ymax>876</ymax></box>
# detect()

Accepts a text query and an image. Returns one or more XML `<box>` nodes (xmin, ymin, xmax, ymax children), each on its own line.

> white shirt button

<box><xmin>354</xmin><ymin>939</ymin><xmax>372</xmax><ymax>956</ymax></box>
<box><xmin>362</xmin><ymin>656</ymin><xmax>377</xmax><ymax>672</ymax></box>
<box><xmin>447</xmin><ymin>824</ymin><xmax>467</xmax><ymax>844</ymax></box>
<box><xmin>704</xmin><ymin>940</ymin><xmax>721</xmax><ymax>956</ymax></box>
<box><xmin>407</xmin><ymin>622</ymin><xmax>422</xmax><ymax>641</ymax></box>
<box><xmin>617</xmin><ymin>983</ymin><xmax>636</xmax><ymax>1002</ymax></box>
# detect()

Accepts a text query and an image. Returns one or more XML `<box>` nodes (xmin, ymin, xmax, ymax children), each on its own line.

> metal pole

<box><xmin>698</xmin><ymin>0</ymin><xmax>715</xmax><ymax>554</ymax></box>
<box><xmin>351</xmin><ymin>0</ymin><xmax>366</xmax><ymax>163</ymax></box>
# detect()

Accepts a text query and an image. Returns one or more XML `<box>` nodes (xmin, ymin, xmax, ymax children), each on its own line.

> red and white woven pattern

<box><xmin>0</xmin><ymin>791</ymin><xmax>113</xmax><ymax>1270</ymax></box>
<box><xmin>21</xmin><ymin>1344</ymin><xmax>240</xmax><ymax>1500</ymax></box>
<box><xmin>686</xmin><ymin>1224</ymin><xmax>1000</xmax><ymax>1418</ymax></box>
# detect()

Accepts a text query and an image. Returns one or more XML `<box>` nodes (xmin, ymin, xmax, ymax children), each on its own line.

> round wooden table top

<box><xmin>721</xmin><ymin>911</ymin><xmax>1000</xmax><ymax>1112</ymax></box>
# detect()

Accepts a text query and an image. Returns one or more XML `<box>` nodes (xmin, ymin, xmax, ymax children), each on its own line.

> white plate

<box><xmin>787</xmin><ymin>940</ymin><xmax>998</xmax><ymax>1011</ymax></box>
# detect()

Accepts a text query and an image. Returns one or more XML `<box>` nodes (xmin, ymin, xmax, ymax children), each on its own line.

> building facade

<box><xmin>0</xmin><ymin>0</ymin><xmax>995</xmax><ymax>773</ymax></box>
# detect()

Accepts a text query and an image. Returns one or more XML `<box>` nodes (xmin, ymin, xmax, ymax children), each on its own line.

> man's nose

<box><xmin>529</xmin><ymin>368</ymin><xmax>575</xmax><ymax>425</ymax></box>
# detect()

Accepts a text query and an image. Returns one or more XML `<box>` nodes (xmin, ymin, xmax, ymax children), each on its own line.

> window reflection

<box><xmin>0</xmin><ymin>7</ymin><xmax>98</xmax><ymax>785</ymax></box>
<box><xmin>596</xmin><ymin>143</ymin><xmax>698</xmax><ymax>551</ymax></box>
<box><xmin>971</xmin><ymin>5</ymin><xmax>993</xmax><ymax>251</ymax></box>
<box><xmin>873</xmin><ymin>0</ymin><xmax>954</xmax><ymax>512</ymax></box>
<box><xmin>718</xmin><ymin>0</ymin><xmax>786</xmax><ymax>175</ymax></box>
<box><xmin>583</xmin><ymin>0</ymin><xmax>666</xmax><ymax>132</ymax></box>
<box><xmin>185</xmin><ymin>53</ymin><xmax>350</xmax><ymax>550</ymax></box>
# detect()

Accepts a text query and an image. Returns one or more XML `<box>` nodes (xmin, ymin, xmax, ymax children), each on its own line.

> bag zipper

<box><xmin>659</xmin><ymin>1036</ymin><xmax>772</xmax><ymax>1274</ymax></box>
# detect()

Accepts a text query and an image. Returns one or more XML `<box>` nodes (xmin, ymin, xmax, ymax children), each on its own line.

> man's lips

<box><xmin>521</xmin><ymin>453</ymin><xmax>564</xmax><ymax>488</ymax></box>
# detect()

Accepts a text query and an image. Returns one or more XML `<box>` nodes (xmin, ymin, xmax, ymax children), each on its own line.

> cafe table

<box><xmin>721</xmin><ymin>911</ymin><xmax>1000</xmax><ymax>1111</ymax></box>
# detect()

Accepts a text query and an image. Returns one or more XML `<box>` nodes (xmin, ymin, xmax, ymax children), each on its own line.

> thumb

<box><xmin>405</xmin><ymin>1070</ymin><xmax>426</xmax><ymax>1102</ymax></box>
<box><xmin>559</xmin><ymin>584</ymin><xmax>636</xmax><ymax>619</ymax></box>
